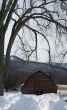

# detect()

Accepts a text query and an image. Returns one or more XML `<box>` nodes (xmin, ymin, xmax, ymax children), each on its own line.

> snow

<box><xmin>0</xmin><ymin>92</ymin><xmax>67</xmax><ymax>110</ymax></box>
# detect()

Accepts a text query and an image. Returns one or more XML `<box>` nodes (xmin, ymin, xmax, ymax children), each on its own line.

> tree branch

<box><xmin>4</xmin><ymin>0</ymin><xmax>18</xmax><ymax>33</ymax></box>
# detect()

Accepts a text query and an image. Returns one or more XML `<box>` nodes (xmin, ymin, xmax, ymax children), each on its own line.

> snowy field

<box><xmin>0</xmin><ymin>92</ymin><xmax>67</xmax><ymax>110</ymax></box>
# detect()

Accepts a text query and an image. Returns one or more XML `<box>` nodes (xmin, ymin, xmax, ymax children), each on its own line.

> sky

<box><xmin>5</xmin><ymin>24</ymin><xmax>55</xmax><ymax>62</ymax></box>
<box><xmin>4</xmin><ymin>0</ymin><xmax>67</xmax><ymax>63</ymax></box>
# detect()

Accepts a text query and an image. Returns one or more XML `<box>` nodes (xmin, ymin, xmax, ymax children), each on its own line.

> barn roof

<box><xmin>23</xmin><ymin>71</ymin><xmax>56</xmax><ymax>85</ymax></box>
<box><xmin>21</xmin><ymin>71</ymin><xmax>57</xmax><ymax>94</ymax></box>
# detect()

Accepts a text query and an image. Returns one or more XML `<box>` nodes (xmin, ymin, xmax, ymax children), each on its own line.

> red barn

<box><xmin>21</xmin><ymin>71</ymin><xmax>57</xmax><ymax>95</ymax></box>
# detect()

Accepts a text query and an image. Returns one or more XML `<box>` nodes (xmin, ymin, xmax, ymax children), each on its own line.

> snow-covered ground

<box><xmin>0</xmin><ymin>92</ymin><xmax>67</xmax><ymax>110</ymax></box>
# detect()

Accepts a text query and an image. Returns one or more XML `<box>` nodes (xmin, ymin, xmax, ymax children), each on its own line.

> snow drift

<box><xmin>0</xmin><ymin>92</ymin><xmax>67</xmax><ymax>110</ymax></box>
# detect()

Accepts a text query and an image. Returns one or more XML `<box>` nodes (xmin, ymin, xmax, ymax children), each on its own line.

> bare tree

<box><xmin>16</xmin><ymin>0</ymin><xmax>67</xmax><ymax>62</ymax></box>
<box><xmin>0</xmin><ymin>0</ymin><xmax>67</xmax><ymax>95</ymax></box>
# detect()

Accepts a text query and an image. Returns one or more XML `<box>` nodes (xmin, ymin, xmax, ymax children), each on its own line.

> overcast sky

<box><xmin>4</xmin><ymin>0</ymin><xmax>67</xmax><ymax>63</ymax></box>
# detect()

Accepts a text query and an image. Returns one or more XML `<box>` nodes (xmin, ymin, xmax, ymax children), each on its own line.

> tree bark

<box><xmin>0</xmin><ymin>25</ymin><xmax>4</xmax><ymax>95</ymax></box>
<box><xmin>0</xmin><ymin>67</ymin><xmax>4</xmax><ymax>96</ymax></box>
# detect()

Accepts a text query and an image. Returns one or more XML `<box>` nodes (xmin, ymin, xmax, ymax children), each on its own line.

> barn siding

<box><xmin>21</xmin><ymin>71</ymin><xmax>57</xmax><ymax>95</ymax></box>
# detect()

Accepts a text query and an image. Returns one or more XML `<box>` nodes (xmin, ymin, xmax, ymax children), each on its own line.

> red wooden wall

<box><xmin>21</xmin><ymin>71</ymin><xmax>57</xmax><ymax>95</ymax></box>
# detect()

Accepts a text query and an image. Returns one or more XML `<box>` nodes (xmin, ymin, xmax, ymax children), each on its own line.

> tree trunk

<box><xmin>0</xmin><ymin>25</ymin><xmax>4</xmax><ymax>96</ymax></box>
<box><xmin>0</xmin><ymin>68</ymin><xmax>4</xmax><ymax>96</ymax></box>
